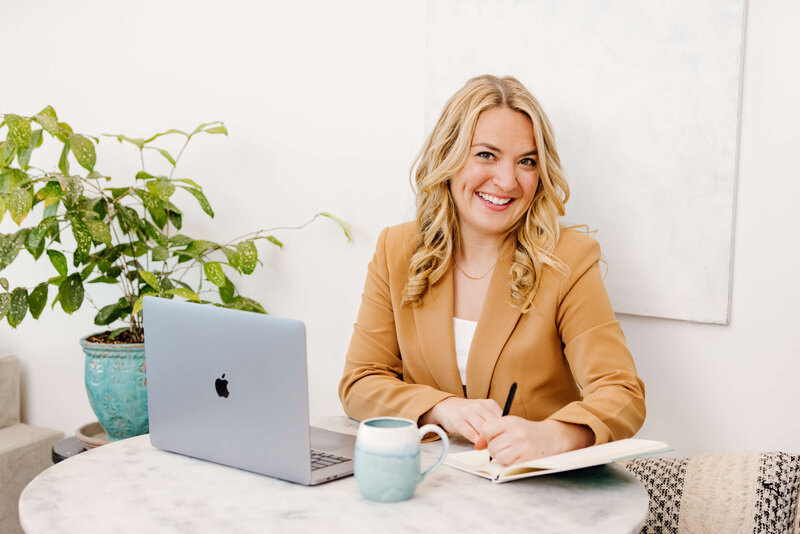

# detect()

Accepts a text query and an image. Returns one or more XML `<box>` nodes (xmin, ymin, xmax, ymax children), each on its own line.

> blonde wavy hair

<box><xmin>402</xmin><ymin>75</ymin><xmax>570</xmax><ymax>312</ymax></box>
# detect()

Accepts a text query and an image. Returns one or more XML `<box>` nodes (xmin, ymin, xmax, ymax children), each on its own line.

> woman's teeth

<box><xmin>477</xmin><ymin>192</ymin><xmax>512</xmax><ymax>205</ymax></box>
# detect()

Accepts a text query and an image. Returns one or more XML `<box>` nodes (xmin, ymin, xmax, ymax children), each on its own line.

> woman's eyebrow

<box><xmin>472</xmin><ymin>143</ymin><xmax>538</xmax><ymax>157</ymax></box>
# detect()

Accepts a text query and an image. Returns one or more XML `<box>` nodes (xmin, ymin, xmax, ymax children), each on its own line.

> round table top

<box><xmin>20</xmin><ymin>416</ymin><xmax>648</xmax><ymax>534</ymax></box>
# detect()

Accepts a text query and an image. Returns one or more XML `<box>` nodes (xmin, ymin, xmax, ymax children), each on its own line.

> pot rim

<box><xmin>80</xmin><ymin>333</ymin><xmax>145</xmax><ymax>348</ymax></box>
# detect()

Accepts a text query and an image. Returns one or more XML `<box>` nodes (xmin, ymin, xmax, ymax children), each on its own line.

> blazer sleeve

<box><xmin>547</xmin><ymin>236</ymin><xmax>646</xmax><ymax>444</ymax></box>
<box><xmin>338</xmin><ymin>227</ymin><xmax>455</xmax><ymax>423</ymax></box>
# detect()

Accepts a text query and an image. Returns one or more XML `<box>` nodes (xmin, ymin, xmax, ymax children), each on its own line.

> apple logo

<box><xmin>215</xmin><ymin>373</ymin><xmax>230</xmax><ymax>398</ymax></box>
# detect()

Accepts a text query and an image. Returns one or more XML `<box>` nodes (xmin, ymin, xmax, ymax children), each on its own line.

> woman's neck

<box><xmin>456</xmin><ymin>231</ymin><xmax>504</xmax><ymax>271</ymax></box>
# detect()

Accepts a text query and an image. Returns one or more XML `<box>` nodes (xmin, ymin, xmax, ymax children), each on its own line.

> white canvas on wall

<box><xmin>426</xmin><ymin>0</ymin><xmax>746</xmax><ymax>324</ymax></box>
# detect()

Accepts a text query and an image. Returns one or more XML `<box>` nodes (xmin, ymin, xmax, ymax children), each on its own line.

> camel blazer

<box><xmin>338</xmin><ymin>222</ymin><xmax>645</xmax><ymax>444</ymax></box>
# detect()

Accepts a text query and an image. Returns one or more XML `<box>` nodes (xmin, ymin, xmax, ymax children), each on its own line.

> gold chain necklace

<box><xmin>454</xmin><ymin>261</ymin><xmax>496</xmax><ymax>280</ymax></box>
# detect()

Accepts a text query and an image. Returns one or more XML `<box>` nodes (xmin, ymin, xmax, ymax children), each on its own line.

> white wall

<box><xmin>1</xmin><ymin>0</ymin><xmax>798</xmax><ymax>457</ymax></box>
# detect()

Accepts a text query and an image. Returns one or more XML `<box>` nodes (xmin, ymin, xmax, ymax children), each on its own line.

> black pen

<box><xmin>502</xmin><ymin>382</ymin><xmax>517</xmax><ymax>416</ymax></box>
<box><xmin>489</xmin><ymin>382</ymin><xmax>518</xmax><ymax>462</ymax></box>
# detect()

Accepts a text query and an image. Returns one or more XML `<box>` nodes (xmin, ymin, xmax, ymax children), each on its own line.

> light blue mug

<box><xmin>354</xmin><ymin>417</ymin><xmax>449</xmax><ymax>502</ymax></box>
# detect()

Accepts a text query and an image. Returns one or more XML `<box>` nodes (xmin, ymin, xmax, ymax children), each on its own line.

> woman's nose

<box><xmin>492</xmin><ymin>162</ymin><xmax>517</xmax><ymax>191</ymax></box>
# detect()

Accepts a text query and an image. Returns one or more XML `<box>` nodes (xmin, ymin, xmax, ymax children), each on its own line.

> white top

<box><xmin>453</xmin><ymin>317</ymin><xmax>478</xmax><ymax>385</ymax></box>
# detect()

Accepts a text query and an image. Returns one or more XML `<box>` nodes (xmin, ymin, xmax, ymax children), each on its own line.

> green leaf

<box><xmin>173</xmin><ymin>178</ymin><xmax>201</xmax><ymax>188</ymax></box>
<box><xmin>7</xmin><ymin>287</ymin><xmax>28</xmax><ymax>327</ymax></box>
<box><xmin>28</xmin><ymin>218</ymin><xmax>55</xmax><ymax>251</ymax></box>
<box><xmin>183</xmin><ymin>187</ymin><xmax>214</xmax><ymax>217</ymax></box>
<box><xmin>87</xmin><ymin>275</ymin><xmax>118</xmax><ymax>284</ymax></box>
<box><xmin>152</xmin><ymin>245</ymin><xmax>169</xmax><ymax>261</ymax></box>
<box><xmin>138</xmin><ymin>270</ymin><xmax>160</xmax><ymax>290</ymax></box>
<box><xmin>5</xmin><ymin>114</ymin><xmax>31</xmax><ymax>149</ymax></box>
<box><xmin>0</xmin><ymin>168</ymin><xmax>29</xmax><ymax>193</ymax></box>
<box><xmin>8</xmin><ymin>189</ymin><xmax>32</xmax><ymax>224</ymax></box>
<box><xmin>132</xmin><ymin>295</ymin><xmax>145</xmax><ymax>315</ymax></box>
<box><xmin>190</xmin><ymin>121</ymin><xmax>223</xmax><ymax>135</ymax></box>
<box><xmin>55</xmin><ymin>122</ymin><xmax>73</xmax><ymax>143</ymax></box>
<box><xmin>145</xmin><ymin>146</ymin><xmax>176</xmax><ymax>166</ymax></box>
<box><xmin>165</xmin><ymin>287</ymin><xmax>200</xmax><ymax>301</ymax></box>
<box><xmin>0</xmin><ymin>229</ymin><xmax>27</xmax><ymax>270</ymax></box>
<box><xmin>219</xmin><ymin>277</ymin><xmax>235</xmax><ymax>304</ymax></box>
<box><xmin>135</xmin><ymin>171</ymin><xmax>155</xmax><ymax>181</ymax></box>
<box><xmin>43</xmin><ymin>202</ymin><xmax>59</xmax><ymax>218</ymax></box>
<box><xmin>58</xmin><ymin>273</ymin><xmax>84</xmax><ymax>313</ymax></box>
<box><xmin>0</xmin><ymin>196</ymin><xmax>5</xmax><ymax>224</ymax></box>
<box><xmin>221</xmin><ymin>246</ymin><xmax>240</xmax><ymax>270</ymax></box>
<box><xmin>17</xmin><ymin>129</ymin><xmax>43</xmax><ymax>169</ymax></box>
<box><xmin>85</xmin><ymin>220</ymin><xmax>112</xmax><ymax>246</ymax></box>
<box><xmin>2</xmin><ymin>139</ymin><xmax>16</xmax><ymax>166</ymax></box>
<box><xmin>143</xmin><ymin>128</ymin><xmax>188</xmax><ymax>144</ymax></box>
<box><xmin>116</xmin><ymin>205</ymin><xmax>142</xmax><ymax>232</ymax></box>
<box><xmin>0</xmin><ymin>277</ymin><xmax>7</xmax><ymax>291</ymax></box>
<box><xmin>121</xmin><ymin>241</ymin><xmax>148</xmax><ymax>257</ymax></box>
<box><xmin>69</xmin><ymin>216</ymin><xmax>92</xmax><ymax>265</ymax></box>
<box><xmin>47</xmin><ymin>250</ymin><xmax>68</xmax><ymax>276</ymax></box>
<box><xmin>203</xmin><ymin>125</ymin><xmax>228</xmax><ymax>135</ymax></box>
<box><xmin>135</xmin><ymin>189</ymin><xmax>166</xmax><ymax>229</ymax></box>
<box><xmin>144</xmin><ymin>221</ymin><xmax>168</xmax><ymax>247</ymax></box>
<box><xmin>0</xmin><ymin>293</ymin><xmax>9</xmax><ymax>320</ymax></box>
<box><xmin>167</xmin><ymin>202</ymin><xmax>182</xmax><ymax>229</ymax></box>
<box><xmin>228</xmin><ymin>296</ymin><xmax>266</xmax><ymax>314</ymax></box>
<box><xmin>169</xmin><ymin>234</ymin><xmax>192</xmax><ymax>246</ymax></box>
<box><xmin>237</xmin><ymin>240</ymin><xmax>258</xmax><ymax>274</ymax></box>
<box><xmin>147</xmin><ymin>179</ymin><xmax>175</xmax><ymax>201</ymax></box>
<box><xmin>184</xmin><ymin>239</ymin><xmax>214</xmax><ymax>259</ymax></box>
<box><xmin>107</xmin><ymin>187</ymin><xmax>130</xmax><ymax>200</ymax></box>
<box><xmin>36</xmin><ymin>105</ymin><xmax>58</xmax><ymax>121</ymax></box>
<box><xmin>33</xmin><ymin>106</ymin><xmax>60</xmax><ymax>137</ymax></box>
<box><xmin>28</xmin><ymin>283</ymin><xmax>48</xmax><ymax>319</ymax></box>
<box><xmin>58</xmin><ymin>141</ymin><xmax>70</xmax><ymax>175</ymax></box>
<box><xmin>37</xmin><ymin>181</ymin><xmax>64</xmax><ymax>206</ymax></box>
<box><xmin>80</xmin><ymin>261</ymin><xmax>97</xmax><ymax>280</ymax></box>
<box><xmin>262</xmin><ymin>235</ymin><xmax>283</xmax><ymax>248</ymax></box>
<box><xmin>203</xmin><ymin>261</ymin><xmax>226</xmax><ymax>287</ymax></box>
<box><xmin>87</xmin><ymin>171</ymin><xmax>110</xmax><ymax>182</ymax></box>
<box><xmin>24</xmin><ymin>232</ymin><xmax>45</xmax><ymax>260</ymax></box>
<box><xmin>105</xmin><ymin>134</ymin><xmax>144</xmax><ymax>149</ymax></box>
<box><xmin>94</xmin><ymin>302</ymin><xmax>123</xmax><ymax>325</ymax></box>
<box><xmin>320</xmin><ymin>212</ymin><xmax>352</xmax><ymax>241</ymax></box>
<box><xmin>108</xmin><ymin>326</ymin><xmax>128</xmax><ymax>340</ymax></box>
<box><xmin>68</xmin><ymin>134</ymin><xmax>96</xmax><ymax>171</ymax></box>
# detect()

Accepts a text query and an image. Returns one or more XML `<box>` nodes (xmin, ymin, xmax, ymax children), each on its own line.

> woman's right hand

<box><xmin>419</xmin><ymin>397</ymin><xmax>503</xmax><ymax>444</ymax></box>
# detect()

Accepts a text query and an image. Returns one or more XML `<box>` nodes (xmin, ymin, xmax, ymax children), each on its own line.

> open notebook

<box><xmin>444</xmin><ymin>438</ymin><xmax>670</xmax><ymax>483</ymax></box>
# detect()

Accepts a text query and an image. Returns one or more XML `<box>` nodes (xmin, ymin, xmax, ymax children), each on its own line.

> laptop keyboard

<box><xmin>310</xmin><ymin>450</ymin><xmax>351</xmax><ymax>471</ymax></box>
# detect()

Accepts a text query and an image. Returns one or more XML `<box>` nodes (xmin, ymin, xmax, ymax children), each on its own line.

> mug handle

<box><xmin>417</xmin><ymin>424</ymin><xmax>449</xmax><ymax>481</ymax></box>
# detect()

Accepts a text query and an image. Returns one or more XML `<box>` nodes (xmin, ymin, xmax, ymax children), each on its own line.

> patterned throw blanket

<box><xmin>619</xmin><ymin>452</ymin><xmax>800</xmax><ymax>534</ymax></box>
<box><xmin>620</xmin><ymin>452</ymin><xmax>800</xmax><ymax>534</ymax></box>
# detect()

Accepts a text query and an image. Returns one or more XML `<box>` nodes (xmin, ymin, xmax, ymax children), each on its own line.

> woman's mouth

<box><xmin>476</xmin><ymin>191</ymin><xmax>514</xmax><ymax>210</ymax></box>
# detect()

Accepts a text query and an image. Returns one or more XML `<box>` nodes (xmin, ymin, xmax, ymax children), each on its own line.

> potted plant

<box><xmin>0</xmin><ymin>107</ymin><xmax>349</xmax><ymax>440</ymax></box>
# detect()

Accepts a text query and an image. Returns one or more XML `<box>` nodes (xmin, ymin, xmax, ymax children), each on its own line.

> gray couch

<box><xmin>0</xmin><ymin>354</ymin><xmax>63</xmax><ymax>534</ymax></box>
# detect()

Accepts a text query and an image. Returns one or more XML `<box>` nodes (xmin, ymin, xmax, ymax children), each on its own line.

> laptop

<box><xmin>143</xmin><ymin>296</ymin><xmax>355</xmax><ymax>485</ymax></box>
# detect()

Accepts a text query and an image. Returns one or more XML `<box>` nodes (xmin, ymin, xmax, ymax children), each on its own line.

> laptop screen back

<box><xmin>144</xmin><ymin>296</ymin><xmax>313</xmax><ymax>484</ymax></box>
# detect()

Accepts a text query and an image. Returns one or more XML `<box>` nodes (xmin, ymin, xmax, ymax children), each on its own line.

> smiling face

<box><xmin>449</xmin><ymin>106</ymin><xmax>540</xmax><ymax>244</ymax></box>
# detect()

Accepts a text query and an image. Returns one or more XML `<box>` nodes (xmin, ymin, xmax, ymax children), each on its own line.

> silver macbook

<box><xmin>143</xmin><ymin>296</ymin><xmax>355</xmax><ymax>485</ymax></box>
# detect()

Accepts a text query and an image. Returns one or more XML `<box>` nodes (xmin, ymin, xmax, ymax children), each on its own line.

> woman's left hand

<box><xmin>475</xmin><ymin>416</ymin><xmax>595</xmax><ymax>465</ymax></box>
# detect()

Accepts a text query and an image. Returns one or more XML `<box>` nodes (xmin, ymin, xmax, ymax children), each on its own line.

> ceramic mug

<box><xmin>354</xmin><ymin>417</ymin><xmax>449</xmax><ymax>502</ymax></box>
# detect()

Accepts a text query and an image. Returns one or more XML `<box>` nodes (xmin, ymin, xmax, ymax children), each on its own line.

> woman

<box><xmin>339</xmin><ymin>75</ymin><xmax>645</xmax><ymax>466</ymax></box>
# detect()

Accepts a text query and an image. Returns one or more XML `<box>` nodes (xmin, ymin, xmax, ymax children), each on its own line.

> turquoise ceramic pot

<box><xmin>80</xmin><ymin>335</ymin><xmax>148</xmax><ymax>440</ymax></box>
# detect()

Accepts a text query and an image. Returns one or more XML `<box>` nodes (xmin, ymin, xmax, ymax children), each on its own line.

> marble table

<box><xmin>19</xmin><ymin>417</ymin><xmax>649</xmax><ymax>533</ymax></box>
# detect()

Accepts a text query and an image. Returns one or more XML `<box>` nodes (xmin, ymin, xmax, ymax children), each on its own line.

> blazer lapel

<box><xmin>465</xmin><ymin>245</ymin><xmax>522</xmax><ymax>399</ymax></box>
<box><xmin>412</xmin><ymin>268</ymin><xmax>464</xmax><ymax>397</ymax></box>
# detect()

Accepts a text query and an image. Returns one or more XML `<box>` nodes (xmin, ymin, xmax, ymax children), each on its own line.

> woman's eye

<box><xmin>476</xmin><ymin>151</ymin><xmax>494</xmax><ymax>160</ymax></box>
<box><xmin>520</xmin><ymin>158</ymin><xmax>537</xmax><ymax>167</ymax></box>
